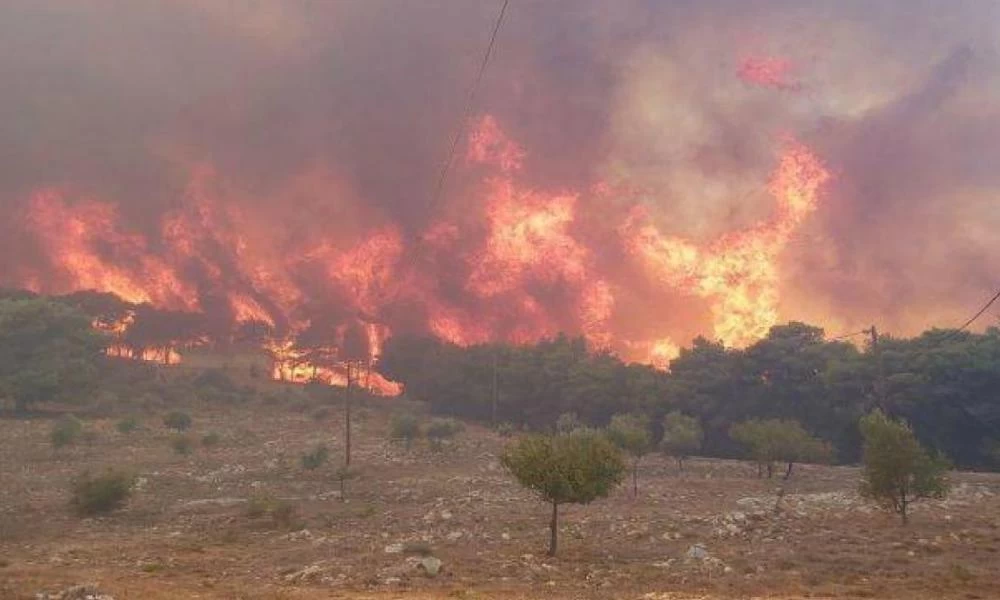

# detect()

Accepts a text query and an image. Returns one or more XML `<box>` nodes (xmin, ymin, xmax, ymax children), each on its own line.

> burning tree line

<box><xmin>0</xmin><ymin>287</ymin><xmax>398</xmax><ymax>395</ymax></box>
<box><xmin>381</xmin><ymin>323</ymin><xmax>1000</xmax><ymax>469</ymax></box>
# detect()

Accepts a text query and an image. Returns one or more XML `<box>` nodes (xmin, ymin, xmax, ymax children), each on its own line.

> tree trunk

<box><xmin>677</xmin><ymin>457</ymin><xmax>684</xmax><ymax>472</ymax></box>
<box><xmin>632</xmin><ymin>459</ymin><xmax>639</xmax><ymax>497</ymax></box>
<box><xmin>900</xmin><ymin>496</ymin><xmax>909</xmax><ymax>525</ymax></box>
<box><xmin>757</xmin><ymin>462</ymin><xmax>763</xmax><ymax>478</ymax></box>
<box><xmin>766</xmin><ymin>462</ymin><xmax>774</xmax><ymax>479</ymax></box>
<box><xmin>784</xmin><ymin>461</ymin><xmax>794</xmax><ymax>480</ymax></box>
<box><xmin>548</xmin><ymin>501</ymin><xmax>559</xmax><ymax>557</ymax></box>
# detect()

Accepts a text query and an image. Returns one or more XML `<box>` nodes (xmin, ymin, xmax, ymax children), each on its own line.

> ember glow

<box><xmin>1</xmin><ymin>2</ymin><xmax>997</xmax><ymax>385</ymax></box>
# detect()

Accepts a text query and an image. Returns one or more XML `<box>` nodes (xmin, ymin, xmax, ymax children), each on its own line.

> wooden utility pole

<box><xmin>345</xmin><ymin>361</ymin><xmax>353</xmax><ymax>467</ymax></box>
<box><xmin>491</xmin><ymin>348</ymin><xmax>499</xmax><ymax>425</ymax></box>
<box><xmin>869</xmin><ymin>325</ymin><xmax>886</xmax><ymax>412</ymax></box>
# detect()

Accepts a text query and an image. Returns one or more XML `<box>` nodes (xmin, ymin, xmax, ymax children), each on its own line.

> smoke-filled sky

<box><xmin>1</xmin><ymin>0</ymin><xmax>999</xmax><ymax>358</ymax></box>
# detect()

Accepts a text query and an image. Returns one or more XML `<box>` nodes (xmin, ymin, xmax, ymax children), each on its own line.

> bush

<box><xmin>116</xmin><ymin>417</ymin><xmax>140</xmax><ymax>434</ymax></box>
<box><xmin>201</xmin><ymin>432</ymin><xmax>221</xmax><ymax>448</ymax></box>
<box><xmin>171</xmin><ymin>435</ymin><xmax>194</xmax><ymax>455</ymax></box>
<box><xmin>496</xmin><ymin>421</ymin><xmax>515</xmax><ymax>438</ymax></box>
<box><xmin>301</xmin><ymin>444</ymin><xmax>329</xmax><ymax>470</ymax></box>
<box><xmin>390</xmin><ymin>413</ymin><xmax>422</xmax><ymax>448</ymax></box>
<box><xmin>51</xmin><ymin>415</ymin><xmax>84</xmax><ymax>449</ymax></box>
<box><xmin>555</xmin><ymin>412</ymin><xmax>582</xmax><ymax>435</ymax></box>
<box><xmin>859</xmin><ymin>410</ymin><xmax>950</xmax><ymax>524</ymax></box>
<box><xmin>163</xmin><ymin>411</ymin><xmax>192</xmax><ymax>431</ymax></box>
<box><xmin>246</xmin><ymin>494</ymin><xmax>297</xmax><ymax>528</ymax></box>
<box><xmin>71</xmin><ymin>470</ymin><xmax>135</xmax><ymax>515</ymax></box>
<box><xmin>426</xmin><ymin>417</ymin><xmax>464</xmax><ymax>450</ymax></box>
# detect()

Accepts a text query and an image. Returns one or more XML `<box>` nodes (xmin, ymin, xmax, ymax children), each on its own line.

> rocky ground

<box><xmin>1</xmin><ymin>393</ymin><xmax>999</xmax><ymax>599</ymax></box>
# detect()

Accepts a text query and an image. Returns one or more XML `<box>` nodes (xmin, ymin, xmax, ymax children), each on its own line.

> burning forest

<box><xmin>1</xmin><ymin>1</ymin><xmax>999</xmax><ymax>393</ymax></box>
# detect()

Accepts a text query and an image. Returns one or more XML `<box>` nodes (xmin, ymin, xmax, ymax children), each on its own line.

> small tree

<box><xmin>730</xmin><ymin>418</ymin><xmax>829</xmax><ymax>479</ymax></box>
<box><xmin>426</xmin><ymin>417</ymin><xmax>464</xmax><ymax>451</ymax></box>
<box><xmin>501</xmin><ymin>430</ymin><xmax>625</xmax><ymax>556</ymax></box>
<box><xmin>607</xmin><ymin>413</ymin><xmax>652</xmax><ymax>496</ymax></box>
<box><xmin>390</xmin><ymin>413</ymin><xmax>422</xmax><ymax>449</ymax></box>
<box><xmin>859</xmin><ymin>410</ymin><xmax>950</xmax><ymax>524</ymax></box>
<box><xmin>660</xmin><ymin>411</ymin><xmax>703</xmax><ymax>471</ymax></box>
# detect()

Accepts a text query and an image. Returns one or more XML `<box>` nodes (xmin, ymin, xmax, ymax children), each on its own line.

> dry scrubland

<box><xmin>2</xmin><ymin>391</ymin><xmax>999</xmax><ymax>600</ymax></box>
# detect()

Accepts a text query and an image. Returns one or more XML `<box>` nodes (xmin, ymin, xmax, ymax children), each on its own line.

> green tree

<box><xmin>660</xmin><ymin>411</ymin><xmax>703</xmax><ymax>471</ymax></box>
<box><xmin>501</xmin><ymin>430</ymin><xmax>625</xmax><ymax>556</ymax></box>
<box><xmin>730</xmin><ymin>418</ymin><xmax>829</xmax><ymax>479</ymax></box>
<box><xmin>859</xmin><ymin>410</ymin><xmax>950</xmax><ymax>524</ymax></box>
<box><xmin>0</xmin><ymin>298</ymin><xmax>106</xmax><ymax>412</ymax></box>
<box><xmin>389</xmin><ymin>413</ymin><xmax>422</xmax><ymax>449</ymax></box>
<box><xmin>607</xmin><ymin>413</ymin><xmax>652</xmax><ymax>496</ymax></box>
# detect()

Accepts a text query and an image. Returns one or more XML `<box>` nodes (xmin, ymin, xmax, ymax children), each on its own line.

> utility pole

<box><xmin>345</xmin><ymin>361</ymin><xmax>353</xmax><ymax>467</ymax></box>
<box><xmin>869</xmin><ymin>325</ymin><xmax>886</xmax><ymax>413</ymax></box>
<box><xmin>491</xmin><ymin>348</ymin><xmax>499</xmax><ymax>425</ymax></box>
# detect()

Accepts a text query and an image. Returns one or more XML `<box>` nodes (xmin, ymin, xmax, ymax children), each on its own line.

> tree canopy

<box><xmin>859</xmin><ymin>410</ymin><xmax>950</xmax><ymax>524</ymax></box>
<box><xmin>380</xmin><ymin>323</ymin><xmax>1000</xmax><ymax>469</ymax></box>
<box><xmin>501</xmin><ymin>429</ymin><xmax>625</xmax><ymax>555</ymax></box>
<box><xmin>0</xmin><ymin>298</ymin><xmax>107</xmax><ymax>411</ymax></box>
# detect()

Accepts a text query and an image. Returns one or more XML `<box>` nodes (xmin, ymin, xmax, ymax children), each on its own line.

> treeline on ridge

<box><xmin>378</xmin><ymin>324</ymin><xmax>1000</xmax><ymax>469</ymax></box>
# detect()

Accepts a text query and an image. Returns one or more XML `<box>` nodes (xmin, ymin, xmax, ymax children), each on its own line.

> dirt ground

<box><xmin>2</xmin><ymin>392</ymin><xmax>999</xmax><ymax>600</ymax></box>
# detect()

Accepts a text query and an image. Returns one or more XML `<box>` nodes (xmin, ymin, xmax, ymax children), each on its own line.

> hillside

<box><xmin>2</xmin><ymin>383</ymin><xmax>999</xmax><ymax>600</ymax></box>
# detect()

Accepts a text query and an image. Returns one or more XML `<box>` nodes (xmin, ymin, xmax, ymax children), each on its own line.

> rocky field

<box><xmin>2</xmin><ymin>392</ymin><xmax>999</xmax><ymax>600</ymax></box>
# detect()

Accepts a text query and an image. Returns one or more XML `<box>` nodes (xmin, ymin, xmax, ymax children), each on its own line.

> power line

<box><xmin>430</xmin><ymin>0</ymin><xmax>510</xmax><ymax>211</ymax></box>
<box><xmin>828</xmin><ymin>329</ymin><xmax>869</xmax><ymax>341</ymax></box>
<box><xmin>938</xmin><ymin>287</ymin><xmax>1000</xmax><ymax>342</ymax></box>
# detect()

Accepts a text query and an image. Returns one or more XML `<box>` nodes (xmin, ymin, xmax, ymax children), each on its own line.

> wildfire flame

<box><xmin>7</xmin><ymin>111</ymin><xmax>830</xmax><ymax>377</ymax></box>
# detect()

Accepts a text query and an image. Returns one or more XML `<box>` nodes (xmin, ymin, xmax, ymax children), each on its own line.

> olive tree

<box><xmin>607</xmin><ymin>413</ymin><xmax>652</xmax><ymax>496</ymax></box>
<box><xmin>660</xmin><ymin>411</ymin><xmax>703</xmax><ymax>471</ymax></box>
<box><xmin>501</xmin><ymin>430</ymin><xmax>625</xmax><ymax>556</ymax></box>
<box><xmin>730</xmin><ymin>418</ymin><xmax>830</xmax><ymax>479</ymax></box>
<box><xmin>859</xmin><ymin>410</ymin><xmax>949</xmax><ymax>524</ymax></box>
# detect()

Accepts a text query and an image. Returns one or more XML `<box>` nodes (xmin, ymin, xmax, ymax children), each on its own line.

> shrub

<box><xmin>71</xmin><ymin>470</ymin><xmax>135</xmax><ymax>515</ymax></box>
<box><xmin>163</xmin><ymin>411</ymin><xmax>192</xmax><ymax>431</ymax></box>
<box><xmin>859</xmin><ymin>410</ymin><xmax>950</xmax><ymax>524</ymax></box>
<box><xmin>496</xmin><ymin>421</ymin><xmax>515</xmax><ymax>438</ymax></box>
<box><xmin>116</xmin><ymin>417</ymin><xmax>140</xmax><ymax>434</ymax></box>
<box><xmin>426</xmin><ymin>417</ymin><xmax>464</xmax><ymax>450</ymax></box>
<box><xmin>171</xmin><ymin>435</ymin><xmax>194</xmax><ymax>455</ymax></box>
<box><xmin>555</xmin><ymin>412</ymin><xmax>582</xmax><ymax>435</ymax></box>
<box><xmin>201</xmin><ymin>432</ymin><xmax>221</xmax><ymax>448</ymax></box>
<box><xmin>301</xmin><ymin>444</ymin><xmax>329</xmax><ymax>470</ymax></box>
<box><xmin>246</xmin><ymin>494</ymin><xmax>297</xmax><ymax>528</ymax></box>
<box><xmin>501</xmin><ymin>430</ymin><xmax>625</xmax><ymax>556</ymax></box>
<box><xmin>390</xmin><ymin>413</ymin><xmax>422</xmax><ymax>448</ymax></box>
<box><xmin>51</xmin><ymin>415</ymin><xmax>84</xmax><ymax>449</ymax></box>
